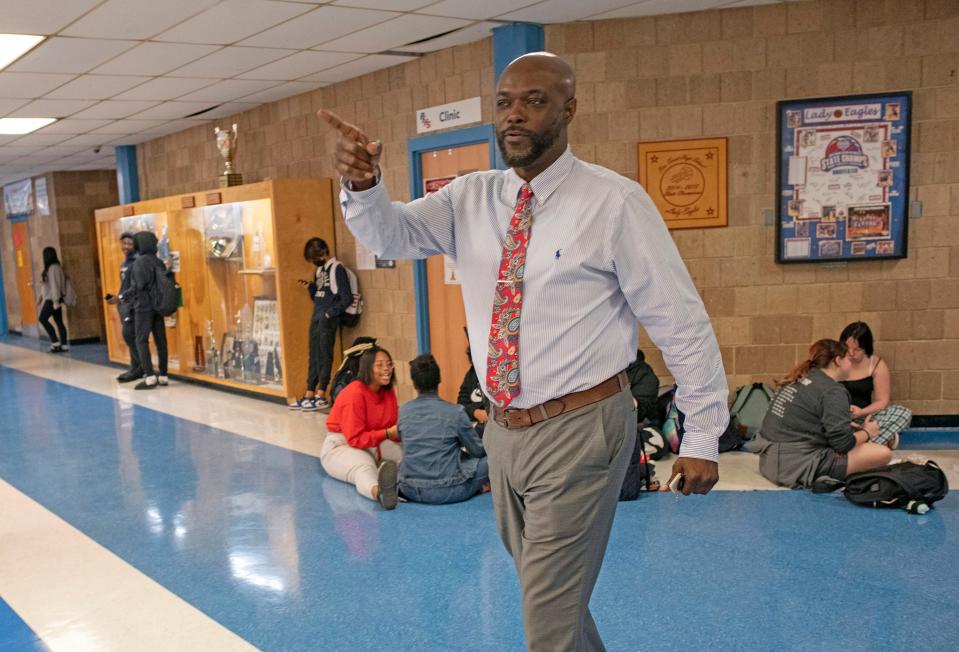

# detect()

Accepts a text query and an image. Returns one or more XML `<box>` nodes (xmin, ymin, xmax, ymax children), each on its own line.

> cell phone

<box><xmin>104</xmin><ymin>293</ymin><xmax>114</xmax><ymax>300</ymax></box>
<box><xmin>667</xmin><ymin>473</ymin><xmax>685</xmax><ymax>496</ymax></box>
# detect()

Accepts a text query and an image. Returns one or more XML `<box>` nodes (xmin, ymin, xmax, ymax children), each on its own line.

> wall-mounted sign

<box><xmin>34</xmin><ymin>177</ymin><xmax>49</xmax><ymax>216</ymax></box>
<box><xmin>3</xmin><ymin>178</ymin><xmax>34</xmax><ymax>218</ymax></box>
<box><xmin>415</xmin><ymin>97</ymin><xmax>482</xmax><ymax>134</ymax></box>
<box><xmin>638</xmin><ymin>138</ymin><xmax>727</xmax><ymax>230</ymax></box>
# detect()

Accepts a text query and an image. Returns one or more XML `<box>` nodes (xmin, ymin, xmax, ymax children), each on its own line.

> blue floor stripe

<box><xmin>2</xmin><ymin>363</ymin><xmax>959</xmax><ymax>651</ymax></box>
<box><xmin>0</xmin><ymin>598</ymin><xmax>47</xmax><ymax>652</ymax></box>
<box><xmin>899</xmin><ymin>428</ymin><xmax>959</xmax><ymax>450</ymax></box>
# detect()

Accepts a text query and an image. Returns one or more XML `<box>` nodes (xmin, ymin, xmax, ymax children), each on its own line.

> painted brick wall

<box><xmin>135</xmin><ymin>0</ymin><xmax>959</xmax><ymax>413</ymax></box>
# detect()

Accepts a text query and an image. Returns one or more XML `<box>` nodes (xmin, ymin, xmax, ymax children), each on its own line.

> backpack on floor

<box><xmin>330</xmin><ymin>261</ymin><xmax>363</xmax><ymax>328</ymax></box>
<box><xmin>729</xmin><ymin>382</ymin><xmax>774</xmax><ymax>440</ymax></box>
<box><xmin>152</xmin><ymin>264</ymin><xmax>180</xmax><ymax>317</ymax></box>
<box><xmin>844</xmin><ymin>461</ymin><xmax>949</xmax><ymax>512</ymax></box>
<box><xmin>658</xmin><ymin>387</ymin><xmax>684</xmax><ymax>455</ymax></box>
<box><xmin>329</xmin><ymin>336</ymin><xmax>377</xmax><ymax>404</ymax></box>
<box><xmin>619</xmin><ymin>427</ymin><xmax>655</xmax><ymax>501</ymax></box>
<box><xmin>718</xmin><ymin>419</ymin><xmax>748</xmax><ymax>453</ymax></box>
<box><xmin>640</xmin><ymin>425</ymin><xmax>670</xmax><ymax>461</ymax></box>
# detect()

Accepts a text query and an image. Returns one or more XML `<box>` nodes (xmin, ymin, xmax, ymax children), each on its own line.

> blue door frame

<box><xmin>406</xmin><ymin>124</ymin><xmax>504</xmax><ymax>354</ymax></box>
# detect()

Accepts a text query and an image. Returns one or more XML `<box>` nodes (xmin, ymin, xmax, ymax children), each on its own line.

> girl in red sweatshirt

<box><xmin>321</xmin><ymin>347</ymin><xmax>402</xmax><ymax>509</ymax></box>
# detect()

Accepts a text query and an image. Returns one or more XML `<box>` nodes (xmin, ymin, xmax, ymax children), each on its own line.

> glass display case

<box><xmin>95</xmin><ymin>179</ymin><xmax>338</xmax><ymax>400</ymax></box>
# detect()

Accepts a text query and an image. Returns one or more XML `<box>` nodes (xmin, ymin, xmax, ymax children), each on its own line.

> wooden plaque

<box><xmin>205</xmin><ymin>192</ymin><xmax>222</xmax><ymax>205</ymax></box>
<box><xmin>638</xmin><ymin>137</ymin><xmax>727</xmax><ymax>230</ymax></box>
<box><xmin>180</xmin><ymin>195</ymin><xmax>196</xmax><ymax>208</ymax></box>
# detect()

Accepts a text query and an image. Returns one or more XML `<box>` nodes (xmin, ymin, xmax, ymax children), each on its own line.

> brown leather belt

<box><xmin>490</xmin><ymin>371</ymin><xmax>629</xmax><ymax>430</ymax></box>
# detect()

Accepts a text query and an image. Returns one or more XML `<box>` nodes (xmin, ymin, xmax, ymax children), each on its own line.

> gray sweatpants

<box><xmin>485</xmin><ymin>388</ymin><xmax>635</xmax><ymax>652</ymax></box>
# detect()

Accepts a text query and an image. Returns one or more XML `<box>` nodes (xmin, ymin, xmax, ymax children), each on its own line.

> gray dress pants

<box><xmin>484</xmin><ymin>388</ymin><xmax>635</xmax><ymax>652</ymax></box>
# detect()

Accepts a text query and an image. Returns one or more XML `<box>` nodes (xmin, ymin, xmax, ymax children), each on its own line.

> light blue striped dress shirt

<box><xmin>341</xmin><ymin>147</ymin><xmax>729</xmax><ymax>461</ymax></box>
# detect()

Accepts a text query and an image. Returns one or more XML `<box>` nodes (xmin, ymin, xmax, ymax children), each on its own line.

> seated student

<box><xmin>320</xmin><ymin>346</ymin><xmax>402</xmax><ymax>509</ymax></box>
<box><xmin>753</xmin><ymin>339</ymin><xmax>891</xmax><ymax>491</ymax></box>
<box><xmin>627</xmin><ymin>349</ymin><xmax>660</xmax><ymax>426</ymax></box>
<box><xmin>456</xmin><ymin>345</ymin><xmax>488</xmax><ymax>436</ymax></box>
<box><xmin>399</xmin><ymin>354</ymin><xmax>489</xmax><ymax>505</ymax></box>
<box><xmin>839</xmin><ymin>321</ymin><xmax>912</xmax><ymax>449</ymax></box>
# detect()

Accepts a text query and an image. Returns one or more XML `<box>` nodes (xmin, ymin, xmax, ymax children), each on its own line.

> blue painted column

<box><xmin>115</xmin><ymin>145</ymin><xmax>140</xmax><ymax>204</ymax></box>
<box><xmin>492</xmin><ymin>22</ymin><xmax>545</xmax><ymax>80</ymax></box>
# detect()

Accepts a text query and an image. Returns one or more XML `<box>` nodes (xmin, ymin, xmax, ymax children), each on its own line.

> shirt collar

<box><xmin>501</xmin><ymin>147</ymin><xmax>576</xmax><ymax>207</ymax></box>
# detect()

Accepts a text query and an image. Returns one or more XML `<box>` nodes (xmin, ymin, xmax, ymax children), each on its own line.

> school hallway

<box><xmin>1</xmin><ymin>338</ymin><xmax>958</xmax><ymax>652</ymax></box>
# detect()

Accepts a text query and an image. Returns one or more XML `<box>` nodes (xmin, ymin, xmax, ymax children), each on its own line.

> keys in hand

<box><xmin>317</xmin><ymin>109</ymin><xmax>383</xmax><ymax>190</ymax></box>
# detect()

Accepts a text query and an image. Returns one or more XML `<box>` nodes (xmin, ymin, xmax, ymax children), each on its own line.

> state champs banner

<box><xmin>776</xmin><ymin>92</ymin><xmax>911</xmax><ymax>263</ymax></box>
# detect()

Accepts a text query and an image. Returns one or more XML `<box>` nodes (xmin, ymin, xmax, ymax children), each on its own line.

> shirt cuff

<box><xmin>678</xmin><ymin>429</ymin><xmax>720</xmax><ymax>463</ymax></box>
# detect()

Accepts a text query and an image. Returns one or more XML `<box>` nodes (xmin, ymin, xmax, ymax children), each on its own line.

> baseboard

<box><xmin>911</xmin><ymin>415</ymin><xmax>959</xmax><ymax>428</ymax></box>
<box><xmin>68</xmin><ymin>336</ymin><xmax>101</xmax><ymax>346</ymax></box>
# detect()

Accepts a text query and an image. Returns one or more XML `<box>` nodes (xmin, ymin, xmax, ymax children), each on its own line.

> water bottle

<box><xmin>905</xmin><ymin>500</ymin><xmax>929</xmax><ymax>515</ymax></box>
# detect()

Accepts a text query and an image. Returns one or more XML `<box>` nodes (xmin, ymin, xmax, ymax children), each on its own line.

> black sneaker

<box><xmin>811</xmin><ymin>475</ymin><xmax>844</xmax><ymax>494</ymax></box>
<box><xmin>117</xmin><ymin>370</ymin><xmax>143</xmax><ymax>383</ymax></box>
<box><xmin>376</xmin><ymin>460</ymin><xmax>398</xmax><ymax>510</ymax></box>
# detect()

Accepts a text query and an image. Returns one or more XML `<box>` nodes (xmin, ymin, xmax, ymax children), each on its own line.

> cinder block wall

<box><xmin>136</xmin><ymin>0</ymin><xmax>959</xmax><ymax>413</ymax></box>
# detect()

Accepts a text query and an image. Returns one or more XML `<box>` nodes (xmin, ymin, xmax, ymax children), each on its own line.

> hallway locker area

<box><xmin>1</xmin><ymin>340</ymin><xmax>958</xmax><ymax>651</ymax></box>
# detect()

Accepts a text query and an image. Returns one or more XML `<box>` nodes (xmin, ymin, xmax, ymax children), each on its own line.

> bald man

<box><xmin>321</xmin><ymin>52</ymin><xmax>729</xmax><ymax>651</ymax></box>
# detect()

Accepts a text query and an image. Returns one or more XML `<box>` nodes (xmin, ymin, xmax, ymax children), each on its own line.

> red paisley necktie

<box><xmin>486</xmin><ymin>183</ymin><xmax>534</xmax><ymax>408</ymax></box>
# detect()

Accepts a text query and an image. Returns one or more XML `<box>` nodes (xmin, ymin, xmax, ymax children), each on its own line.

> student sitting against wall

<box><xmin>752</xmin><ymin>339</ymin><xmax>891</xmax><ymax>492</ymax></box>
<box><xmin>320</xmin><ymin>346</ymin><xmax>402</xmax><ymax>510</ymax></box>
<box><xmin>398</xmin><ymin>354</ymin><xmax>489</xmax><ymax>505</ymax></box>
<box><xmin>839</xmin><ymin>321</ymin><xmax>911</xmax><ymax>450</ymax></box>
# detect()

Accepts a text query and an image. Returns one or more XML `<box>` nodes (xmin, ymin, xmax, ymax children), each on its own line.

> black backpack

<box><xmin>151</xmin><ymin>263</ymin><xmax>180</xmax><ymax>317</ymax></box>
<box><xmin>619</xmin><ymin>427</ymin><xmax>655</xmax><ymax>501</ymax></box>
<box><xmin>844</xmin><ymin>461</ymin><xmax>949</xmax><ymax>512</ymax></box>
<box><xmin>329</xmin><ymin>336</ymin><xmax>377</xmax><ymax>404</ymax></box>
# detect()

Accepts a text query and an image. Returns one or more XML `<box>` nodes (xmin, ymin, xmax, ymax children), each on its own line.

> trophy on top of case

<box><xmin>214</xmin><ymin>123</ymin><xmax>242</xmax><ymax>187</ymax></box>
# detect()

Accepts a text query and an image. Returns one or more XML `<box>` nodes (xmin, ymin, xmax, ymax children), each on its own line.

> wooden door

<box><xmin>11</xmin><ymin>221</ymin><xmax>37</xmax><ymax>326</ymax></box>
<box><xmin>420</xmin><ymin>143</ymin><xmax>490</xmax><ymax>402</ymax></box>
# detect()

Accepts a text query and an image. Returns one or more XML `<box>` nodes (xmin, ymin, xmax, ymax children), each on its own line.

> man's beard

<box><xmin>496</xmin><ymin>121</ymin><xmax>562</xmax><ymax>168</ymax></box>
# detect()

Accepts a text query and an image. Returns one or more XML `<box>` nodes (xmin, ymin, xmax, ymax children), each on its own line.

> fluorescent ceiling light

<box><xmin>0</xmin><ymin>34</ymin><xmax>45</xmax><ymax>71</ymax></box>
<box><xmin>0</xmin><ymin>118</ymin><xmax>57</xmax><ymax>134</ymax></box>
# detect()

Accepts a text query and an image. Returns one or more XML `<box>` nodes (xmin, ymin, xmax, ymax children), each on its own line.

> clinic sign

<box><xmin>415</xmin><ymin>97</ymin><xmax>482</xmax><ymax>134</ymax></box>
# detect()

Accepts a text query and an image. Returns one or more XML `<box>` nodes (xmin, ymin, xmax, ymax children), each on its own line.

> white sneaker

<box><xmin>158</xmin><ymin>375</ymin><xmax>169</xmax><ymax>386</ymax></box>
<box><xmin>60</xmin><ymin>344</ymin><xmax>70</xmax><ymax>351</ymax></box>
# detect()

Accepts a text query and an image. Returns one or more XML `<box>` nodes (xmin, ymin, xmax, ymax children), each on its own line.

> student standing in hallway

<box><xmin>107</xmin><ymin>232</ymin><xmax>142</xmax><ymax>382</ymax></box>
<box><xmin>322</xmin><ymin>52</ymin><xmax>728</xmax><ymax>651</ymax></box>
<box><xmin>130</xmin><ymin>231</ymin><xmax>168</xmax><ymax>390</ymax></box>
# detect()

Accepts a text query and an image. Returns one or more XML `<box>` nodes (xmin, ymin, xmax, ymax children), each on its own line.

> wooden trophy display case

<box><xmin>95</xmin><ymin>179</ymin><xmax>338</xmax><ymax>400</ymax></box>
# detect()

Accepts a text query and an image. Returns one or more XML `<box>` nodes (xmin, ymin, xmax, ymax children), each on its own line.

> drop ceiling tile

<box><xmin>39</xmin><ymin>144</ymin><xmax>98</xmax><ymax>155</ymax></box>
<box><xmin>167</xmin><ymin>47</ymin><xmax>296</xmax><ymax>78</ymax></box>
<box><xmin>44</xmin><ymin>75</ymin><xmax>153</xmax><ymax>101</ymax></box>
<box><xmin>420</xmin><ymin>0</ymin><xmax>543</xmax><ymax>19</ymax></box>
<box><xmin>6</xmin><ymin>133</ymin><xmax>73</xmax><ymax>147</ymax></box>
<box><xmin>236</xmin><ymin>81</ymin><xmax>324</xmax><ymax>104</ymax></box>
<box><xmin>92</xmin><ymin>43</ymin><xmax>222</xmax><ymax>76</ymax></box>
<box><xmin>155</xmin><ymin>0</ymin><xmax>313</xmax><ymax>45</ymax></box>
<box><xmin>240</xmin><ymin>6</ymin><xmax>397</xmax><ymax>49</ymax></box>
<box><xmin>499</xmin><ymin>0</ymin><xmax>638</xmax><ymax>23</ymax></box>
<box><xmin>69</xmin><ymin>101</ymin><xmax>162</xmax><ymax>120</ymax></box>
<box><xmin>8</xmin><ymin>38</ymin><xmax>139</xmax><ymax>75</ymax></box>
<box><xmin>316</xmin><ymin>14</ymin><xmax>471</xmax><ymax>53</ymax></box>
<box><xmin>0</xmin><ymin>99</ymin><xmax>30</xmax><ymax>116</ymax></box>
<box><xmin>128</xmin><ymin>102</ymin><xmax>225</xmax><ymax>120</ymax></box>
<box><xmin>196</xmin><ymin>103</ymin><xmax>260</xmax><ymax>120</ymax></box>
<box><xmin>588</xmin><ymin>0</ymin><xmax>728</xmax><ymax>18</ymax></box>
<box><xmin>2</xmin><ymin>0</ymin><xmax>102</xmax><ymax>34</ymax></box>
<box><xmin>113</xmin><ymin>77</ymin><xmax>220</xmax><ymax>101</ymax></box>
<box><xmin>33</xmin><ymin>119</ymin><xmax>113</xmax><ymax>134</ymax></box>
<box><xmin>175</xmin><ymin>79</ymin><xmax>281</xmax><ymax>103</ymax></box>
<box><xmin>238</xmin><ymin>51</ymin><xmax>361</xmax><ymax>81</ymax></box>
<box><xmin>0</xmin><ymin>73</ymin><xmax>76</xmax><ymax>100</ymax></box>
<box><xmin>9</xmin><ymin>99</ymin><xmax>98</xmax><ymax>118</ymax></box>
<box><xmin>89</xmin><ymin>119</ymin><xmax>170</xmax><ymax>135</ymax></box>
<box><xmin>303</xmin><ymin>54</ymin><xmax>416</xmax><ymax>83</ymax></box>
<box><xmin>333</xmin><ymin>0</ymin><xmax>436</xmax><ymax>9</ymax></box>
<box><xmin>61</xmin><ymin>0</ymin><xmax>220</xmax><ymax>39</ymax></box>
<box><xmin>401</xmin><ymin>21</ymin><xmax>495</xmax><ymax>53</ymax></box>
<box><xmin>58</xmin><ymin>134</ymin><xmax>115</xmax><ymax>147</ymax></box>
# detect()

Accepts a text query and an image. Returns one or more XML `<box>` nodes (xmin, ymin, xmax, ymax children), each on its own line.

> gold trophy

<box><xmin>214</xmin><ymin>123</ymin><xmax>242</xmax><ymax>187</ymax></box>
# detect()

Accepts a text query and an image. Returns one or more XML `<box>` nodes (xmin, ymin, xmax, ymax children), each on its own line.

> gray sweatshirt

<box><xmin>39</xmin><ymin>263</ymin><xmax>65</xmax><ymax>304</ymax></box>
<box><xmin>754</xmin><ymin>368</ymin><xmax>856</xmax><ymax>488</ymax></box>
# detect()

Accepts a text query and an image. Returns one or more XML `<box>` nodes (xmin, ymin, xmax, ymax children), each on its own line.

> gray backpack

<box><xmin>729</xmin><ymin>383</ymin><xmax>774</xmax><ymax>440</ymax></box>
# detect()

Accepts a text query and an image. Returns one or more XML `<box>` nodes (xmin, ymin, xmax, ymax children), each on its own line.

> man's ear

<box><xmin>564</xmin><ymin>97</ymin><xmax>577</xmax><ymax>123</ymax></box>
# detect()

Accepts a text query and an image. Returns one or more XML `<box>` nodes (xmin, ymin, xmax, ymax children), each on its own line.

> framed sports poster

<box><xmin>776</xmin><ymin>92</ymin><xmax>911</xmax><ymax>263</ymax></box>
<box><xmin>638</xmin><ymin>137</ymin><xmax>727</xmax><ymax>230</ymax></box>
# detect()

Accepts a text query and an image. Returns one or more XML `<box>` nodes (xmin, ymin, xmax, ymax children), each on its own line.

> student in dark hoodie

<box><xmin>107</xmin><ymin>232</ymin><xmax>142</xmax><ymax>382</ymax></box>
<box><xmin>290</xmin><ymin>237</ymin><xmax>352</xmax><ymax>411</ymax></box>
<box><xmin>130</xmin><ymin>231</ymin><xmax>168</xmax><ymax>390</ymax></box>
